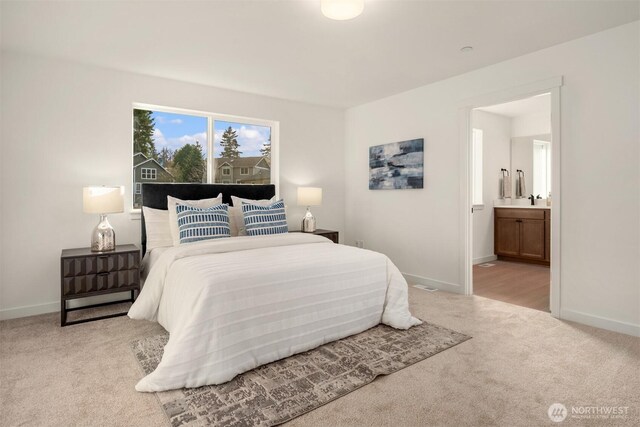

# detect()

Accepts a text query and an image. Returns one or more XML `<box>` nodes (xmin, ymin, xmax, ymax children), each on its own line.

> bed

<box><xmin>129</xmin><ymin>183</ymin><xmax>421</xmax><ymax>392</ymax></box>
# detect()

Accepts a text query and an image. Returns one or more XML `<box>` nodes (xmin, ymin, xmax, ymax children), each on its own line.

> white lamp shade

<box><xmin>83</xmin><ymin>186</ymin><xmax>124</xmax><ymax>214</ymax></box>
<box><xmin>297</xmin><ymin>187</ymin><xmax>323</xmax><ymax>206</ymax></box>
<box><xmin>321</xmin><ymin>0</ymin><xmax>364</xmax><ymax>20</ymax></box>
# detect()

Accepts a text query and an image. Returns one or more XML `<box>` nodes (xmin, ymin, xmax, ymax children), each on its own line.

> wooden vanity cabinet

<box><xmin>494</xmin><ymin>208</ymin><xmax>550</xmax><ymax>265</ymax></box>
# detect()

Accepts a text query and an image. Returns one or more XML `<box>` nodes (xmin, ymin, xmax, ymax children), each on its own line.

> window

<box><xmin>472</xmin><ymin>128</ymin><xmax>483</xmax><ymax>206</ymax></box>
<box><xmin>135</xmin><ymin>183</ymin><xmax>141</xmax><ymax>194</ymax></box>
<box><xmin>213</xmin><ymin>120</ymin><xmax>272</xmax><ymax>184</ymax></box>
<box><xmin>141</xmin><ymin>168</ymin><xmax>156</xmax><ymax>180</ymax></box>
<box><xmin>132</xmin><ymin>105</ymin><xmax>277</xmax><ymax>208</ymax></box>
<box><xmin>533</xmin><ymin>140</ymin><xmax>551</xmax><ymax>198</ymax></box>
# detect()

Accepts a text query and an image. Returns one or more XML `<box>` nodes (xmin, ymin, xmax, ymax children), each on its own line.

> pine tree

<box><xmin>260</xmin><ymin>135</ymin><xmax>271</xmax><ymax>157</ymax></box>
<box><xmin>220</xmin><ymin>126</ymin><xmax>242</xmax><ymax>158</ymax></box>
<box><xmin>133</xmin><ymin>109</ymin><xmax>157</xmax><ymax>158</ymax></box>
<box><xmin>172</xmin><ymin>141</ymin><xmax>205</xmax><ymax>182</ymax></box>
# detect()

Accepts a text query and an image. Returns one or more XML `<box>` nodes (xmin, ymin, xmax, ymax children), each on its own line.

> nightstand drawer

<box><xmin>62</xmin><ymin>269</ymin><xmax>140</xmax><ymax>296</ymax></box>
<box><xmin>97</xmin><ymin>252</ymin><xmax>139</xmax><ymax>272</ymax></box>
<box><xmin>62</xmin><ymin>252</ymin><xmax>139</xmax><ymax>277</ymax></box>
<box><xmin>62</xmin><ymin>257</ymin><xmax>91</xmax><ymax>277</ymax></box>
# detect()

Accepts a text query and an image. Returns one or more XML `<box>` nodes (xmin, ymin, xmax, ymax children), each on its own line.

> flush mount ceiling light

<box><xmin>321</xmin><ymin>0</ymin><xmax>364</xmax><ymax>20</ymax></box>
<box><xmin>460</xmin><ymin>46</ymin><xmax>474</xmax><ymax>53</ymax></box>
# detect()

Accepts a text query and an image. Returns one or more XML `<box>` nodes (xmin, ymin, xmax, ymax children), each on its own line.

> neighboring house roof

<box><xmin>134</xmin><ymin>158</ymin><xmax>174</xmax><ymax>178</ymax></box>
<box><xmin>215</xmin><ymin>156</ymin><xmax>271</xmax><ymax>169</ymax></box>
<box><xmin>133</xmin><ymin>152</ymin><xmax>148</xmax><ymax>163</ymax></box>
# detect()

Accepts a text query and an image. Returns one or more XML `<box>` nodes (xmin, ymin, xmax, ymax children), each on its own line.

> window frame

<box><xmin>141</xmin><ymin>168</ymin><xmax>157</xmax><ymax>180</ymax></box>
<box><xmin>135</xmin><ymin>183</ymin><xmax>142</xmax><ymax>194</ymax></box>
<box><xmin>533</xmin><ymin>139</ymin><xmax>551</xmax><ymax>198</ymax></box>
<box><xmin>240</xmin><ymin>167</ymin><xmax>249</xmax><ymax>175</ymax></box>
<box><xmin>132</xmin><ymin>103</ymin><xmax>280</xmax><ymax>212</ymax></box>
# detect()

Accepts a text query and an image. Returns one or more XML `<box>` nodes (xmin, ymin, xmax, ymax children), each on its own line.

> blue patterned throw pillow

<box><xmin>176</xmin><ymin>203</ymin><xmax>231</xmax><ymax>244</ymax></box>
<box><xmin>242</xmin><ymin>200</ymin><xmax>289</xmax><ymax>236</ymax></box>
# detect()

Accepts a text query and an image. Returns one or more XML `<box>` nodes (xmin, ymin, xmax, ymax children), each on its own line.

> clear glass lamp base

<box><xmin>301</xmin><ymin>207</ymin><xmax>316</xmax><ymax>233</ymax></box>
<box><xmin>91</xmin><ymin>214</ymin><xmax>116</xmax><ymax>252</ymax></box>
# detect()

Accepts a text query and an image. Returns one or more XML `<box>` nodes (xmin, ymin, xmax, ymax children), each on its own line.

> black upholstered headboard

<box><xmin>141</xmin><ymin>183</ymin><xmax>276</xmax><ymax>255</ymax></box>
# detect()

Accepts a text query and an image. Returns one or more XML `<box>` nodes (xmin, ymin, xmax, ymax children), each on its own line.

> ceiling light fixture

<box><xmin>321</xmin><ymin>0</ymin><xmax>364</xmax><ymax>21</ymax></box>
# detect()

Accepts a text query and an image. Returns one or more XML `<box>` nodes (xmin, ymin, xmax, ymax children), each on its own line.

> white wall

<box><xmin>0</xmin><ymin>51</ymin><xmax>345</xmax><ymax>318</ymax></box>
<box><xmin>512</xmin><ymin>111</ymin><xmax>551</xmax><ymax>136</ymax></box>
<box><xmin>345</xmin><ymin>22</ymin><xmax>639</xmax><ymax>335</ymax></box>
<box><xmin>471</xmin><ymin>110</ymin><xmax>511</xmax><ymax>263</ymax></box>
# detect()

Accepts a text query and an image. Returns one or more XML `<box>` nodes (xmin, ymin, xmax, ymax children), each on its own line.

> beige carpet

<box><xmin>1</xmin><ymin>288</ymin><xmax>638</xmax><ymax>426</ymax></box>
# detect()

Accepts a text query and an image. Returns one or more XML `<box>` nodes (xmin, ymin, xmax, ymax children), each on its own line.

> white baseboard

<box><xmin>473</xmin><ymin>255</ymin><xmax>497</xmax><ymax>265</ymax></box>
<box><xmin>0</xmin><ymin>301</ymin><xmax>59</xmax><ymax>321</ymax></box>
<box><xmin>402</xmin><ymin>273</ymin><xmax>463</xmax><ymax>294</ymax></box>
<box><xmin>0</xmin><ymin>292</ymin><xmax>134</xmax><ymax>321</ymax></box>
<box><xmin>560</xmin><ymin>308</ymin><xmax>640</xmax><ymax>337</ymax></box>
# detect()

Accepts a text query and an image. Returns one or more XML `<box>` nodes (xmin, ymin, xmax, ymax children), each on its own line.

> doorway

<box><xmin>471</xmin><ymin>94</ymin><xmax>551</xmax><ymax>311</ymax></box>
<box><xmin>459</xmin><ymin>77</ymin><xmax>562</xmax><ymax>317</ymax></box>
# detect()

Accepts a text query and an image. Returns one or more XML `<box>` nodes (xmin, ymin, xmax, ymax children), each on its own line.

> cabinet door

<box><xmin>495</xmin><ymin>218</ymin><xmax>520</xmax><ymax>257</ymax></box>
<box><xmin>520</xmin><ymin>219</ymin><xmax>545</xmax><ymax>260</ymax></box>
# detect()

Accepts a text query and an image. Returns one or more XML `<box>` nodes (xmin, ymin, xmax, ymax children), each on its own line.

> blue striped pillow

<box><xmin>241</xmin><ymin>200</ymin><xmax>289</xmax><ymax>236</ymax></box>
<box><xmin>176</xmin><ymin>203</ymin><xmax>231</xmax><ymax>244</ymax></box>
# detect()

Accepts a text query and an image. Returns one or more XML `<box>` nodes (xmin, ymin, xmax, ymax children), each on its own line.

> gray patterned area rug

<box><xmin>131</xmin><ymin>321</ymin><xmax>470</xmax><ymax>427</ymax></box>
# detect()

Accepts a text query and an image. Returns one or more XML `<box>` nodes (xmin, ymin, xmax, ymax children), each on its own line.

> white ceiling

<box><xmin>477</xmin><ymin>93</ymin><xmax>550</xmax><ymax>118</ymax></box>
<box><xmin>1</xmin><ymin>1</ymin><xmax>638</xmax><ymax>108</ymax></box>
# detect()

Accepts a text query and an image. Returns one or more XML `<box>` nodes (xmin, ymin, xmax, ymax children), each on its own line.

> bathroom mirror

<box><xmin>510</xmin><ymin>134</ymin><xmax>551</xmax><ymax>199</ymax></box>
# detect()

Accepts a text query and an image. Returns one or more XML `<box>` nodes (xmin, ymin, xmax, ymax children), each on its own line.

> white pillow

<box><xmin>142</xmin><ymin>207</ymin><xmax>173</xmax><ymax>252</ymax></box>
<box><xmin>167</xmin><ymin>194</ymin><xmax>223</xmax><ymax>246</ymax></box>
<box><xmin>230</xmin><ymin>195</ymin><xmax>275</xmax><ymax>236</ymax></box>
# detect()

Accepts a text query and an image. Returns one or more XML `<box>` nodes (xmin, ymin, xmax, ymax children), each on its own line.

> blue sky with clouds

<box><xmin>150</xmin><ymin>111</ymin><xmax>271</xmax><ymax>158</ymax></box>
<box><xmin>214</xmin><ymin>120</ymin><xmax>270</xmax><ymax>157</ymax></box>
<box><xmin>151</xmin><ymin>111</ymin><xmax>208</xmax><ymax>156</ymax></box>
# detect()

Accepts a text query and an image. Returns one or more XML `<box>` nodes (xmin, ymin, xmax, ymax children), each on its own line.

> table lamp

<box><xmin>297</xmin><ymin>187</ymin><xmax>322</xmax><ymax>232</ymax></box>
<box><xmin>83</xmin><ymin>186</ymin><xmax>124</xmax><ymax>252</ymax></box>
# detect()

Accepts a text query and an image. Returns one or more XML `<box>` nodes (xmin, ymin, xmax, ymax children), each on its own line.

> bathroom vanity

<box><xmin>494</xmin><ymin>206</ymin><xmax>550</xmax><ymax>265</ymax></box>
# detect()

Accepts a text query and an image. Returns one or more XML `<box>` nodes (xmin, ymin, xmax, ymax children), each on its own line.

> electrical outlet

<box><xmin>355</xmin><ymin>240</ymin><xmax>364</xmax><ymax>248</ymax></box>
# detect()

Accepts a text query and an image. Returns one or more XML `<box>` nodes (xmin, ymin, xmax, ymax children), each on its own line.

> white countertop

<box><xmin>494</xmin><ymin>204</ymin><xmax>550</xmax><ymax>209</ymax></box>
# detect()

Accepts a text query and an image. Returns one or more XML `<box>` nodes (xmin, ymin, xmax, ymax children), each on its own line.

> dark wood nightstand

<box><xmin>292</xmin><ymin>229</ymin><xmax>339</xmax><ymax>244</ymax></box>
<box><xmin>60</xmin><ymin>244</ymin><xmax>140</xmax><ymax>326</ymax></box>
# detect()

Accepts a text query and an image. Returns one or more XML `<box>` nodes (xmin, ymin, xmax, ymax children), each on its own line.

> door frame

<box><xmin>458</xmin><ymin>77</ymin><xmax>563</xmax><ymax>317</ymax></box>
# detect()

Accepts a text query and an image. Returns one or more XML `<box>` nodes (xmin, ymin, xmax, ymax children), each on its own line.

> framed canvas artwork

<box><xmin>369</xmin><ymin>139</ymin><xmax>424</xmax><ymax>190</ymax></box>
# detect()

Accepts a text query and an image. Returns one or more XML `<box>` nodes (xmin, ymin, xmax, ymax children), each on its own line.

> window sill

<box><xmin>130</xmin><ymin>209</ymin><xmax>141</xmax><ymax>220</ymax></box>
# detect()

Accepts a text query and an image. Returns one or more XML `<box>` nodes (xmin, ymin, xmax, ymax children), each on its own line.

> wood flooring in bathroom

<box><xmin>473</xmin><ymin>260</ymin><xmax>550</xmax><ymax>312</ymax></box>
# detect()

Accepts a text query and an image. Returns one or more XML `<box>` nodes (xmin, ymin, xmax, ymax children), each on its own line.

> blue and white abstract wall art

<box><xmin>369</xmin><ymin>139</ymin><xmax>424</xmax><ymax>190</ymax></box>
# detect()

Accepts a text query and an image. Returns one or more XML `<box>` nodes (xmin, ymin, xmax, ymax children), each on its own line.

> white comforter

<box><xmin>128</xmin><ymin>233</ymin><xmax>421</xmax><ymax>392</ymax></box>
